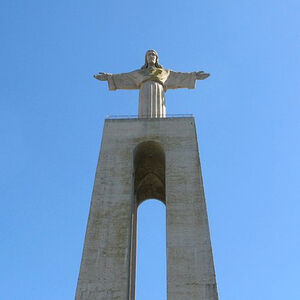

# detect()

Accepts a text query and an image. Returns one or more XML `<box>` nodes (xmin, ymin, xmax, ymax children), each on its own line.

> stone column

<box><xmin>165</xmin><ymin>120</ymin><xmax>218</xmax><ymax>300</ymax></box>
<box><xmin>75</xmin><ymin>121</ymin><xmax>135</xmax><ymax>300</ymax></box>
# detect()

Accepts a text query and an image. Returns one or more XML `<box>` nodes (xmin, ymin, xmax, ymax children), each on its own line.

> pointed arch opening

<box><xmin>134</xmin><ymin>141</ymin><xmax>165</xmax><ymax>206</ymax></box>
<box><xmin>128</xmin><ymin>141</ymin><xmax>166</xmax><ymax>299</ymax></box>
<box><xmin>136</xmin><ymin>200</ymin><xmax>166</xmax><ymax>300</ymax></box>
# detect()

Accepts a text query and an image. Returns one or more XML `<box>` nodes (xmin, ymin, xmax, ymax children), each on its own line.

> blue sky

<box><xmin>1</xmin><ymin>1</ymin><xmax>299</xmax><ymax>299</ymax></box>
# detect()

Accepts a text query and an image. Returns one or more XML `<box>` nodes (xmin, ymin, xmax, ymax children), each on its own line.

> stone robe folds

<box><xmin>107</xmin><ymin>67</ymin><xmax>197</xmax><ymax>118</ymax></box>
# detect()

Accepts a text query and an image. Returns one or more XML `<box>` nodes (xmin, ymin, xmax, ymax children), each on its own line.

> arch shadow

<box><xmin>128</xmin><ymin>141</ymin><xmax>166</xmax><ymax>299</ymax></box>
<box><xmin>134</xmin><ymin>141</ymin><xmax>166</xmax><ymax>206</ymax></box>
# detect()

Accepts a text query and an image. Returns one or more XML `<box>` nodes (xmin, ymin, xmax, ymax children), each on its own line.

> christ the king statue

<box><xmin>94</xmin><ymin>49</ymin><xmax>210</xmax><ymax>118</ymax></box>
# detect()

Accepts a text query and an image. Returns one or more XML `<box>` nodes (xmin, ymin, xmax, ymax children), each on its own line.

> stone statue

<box><xmin>94</xmin><ymin>49</ymin><xmax>210</xmax><ymax>118</ymax></box>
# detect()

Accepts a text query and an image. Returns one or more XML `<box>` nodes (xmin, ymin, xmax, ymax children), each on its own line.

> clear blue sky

<box><xmin>1</xmin><ymin>1</ymin><xmax>299</xmax><ymax>299</ymax></box>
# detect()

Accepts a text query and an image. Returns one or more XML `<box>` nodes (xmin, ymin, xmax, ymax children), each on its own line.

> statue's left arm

<box><xmin>164</xmin><ymin>70</ymin><xmax>210</xmax><ymax>90</ymax></box>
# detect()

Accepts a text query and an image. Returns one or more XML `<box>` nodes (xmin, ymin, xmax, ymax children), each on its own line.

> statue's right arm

<box><xmin>94</xmin><ymin>72</ymin><xmax>112</xmax><ymax>81</ymax></box>
<box><xmin>93</xmin><ymin>70</ymin><xmax>140</xmax><ymax>90</ymax></box>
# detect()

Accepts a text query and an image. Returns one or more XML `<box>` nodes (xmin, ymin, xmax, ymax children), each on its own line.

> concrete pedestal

<box><xmin>75</xmin><ymin>117</ymin><xmax>218</xmax><ymax>300</ymax></box>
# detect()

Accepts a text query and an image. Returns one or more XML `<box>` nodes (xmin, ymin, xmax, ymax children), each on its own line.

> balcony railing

<box><xmin>106</xmin><ymin>114</ymin><xmax>193</xmax><ymax>119</ymax></box>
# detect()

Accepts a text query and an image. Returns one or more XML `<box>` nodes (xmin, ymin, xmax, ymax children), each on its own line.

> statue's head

<box><xmin>141</xmin><ymin>49</ymin><xmax>163</xmax><ymax>69</ymax></box>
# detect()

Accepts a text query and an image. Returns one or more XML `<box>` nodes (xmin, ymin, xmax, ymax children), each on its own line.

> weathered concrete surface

<box><xmin>75</xmin><ymin>117</ymin><xmax>218</xmax><ymax>300</ymax></box>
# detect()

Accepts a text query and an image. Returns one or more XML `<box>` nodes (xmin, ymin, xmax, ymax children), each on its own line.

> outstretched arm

<box><xmin>94</xmin><ymin>71</ymin><xmax>139</xmax><ymax>91</ymax></box>
<box><xmin>94</xmin><ymin>72</ymin><xmax>112</xmax><ymax>81</ymax></box>
<box><xmin>195</xmin><ymin>71</ymin><xmax>210</xmax><ymax>80</ymax></box>
<box><xmin>165</xmin><ymin>70</ymin><xmax>210</xmax><ymax>90</ymax></box>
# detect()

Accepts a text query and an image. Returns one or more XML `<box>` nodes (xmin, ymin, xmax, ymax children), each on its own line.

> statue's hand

<box><xmin>195</xmin><ymin>71</ymin><xmax>210</xmax><ymax>80</ymax></box>
<box><xmin>94</xmin><ymin>72</ymin><xmax>111</xmax><ymax>81</ymax></box>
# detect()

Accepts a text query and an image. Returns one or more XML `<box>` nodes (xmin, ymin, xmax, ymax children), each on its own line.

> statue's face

<box><xmin>146</xmin><ymin>52</ymin><xmax>157</xmax><ymax>65</ymax></box>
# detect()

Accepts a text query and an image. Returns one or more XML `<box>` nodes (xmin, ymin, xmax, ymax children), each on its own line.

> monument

<box><xmin>75</xmin><ymin>50</ymin><xmax>218</xmax><ymax>299</ymax></box>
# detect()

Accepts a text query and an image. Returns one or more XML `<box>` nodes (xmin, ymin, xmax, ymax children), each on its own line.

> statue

<box><xmin>94</xmin><ymin>50</ymin><xmax>210</xmax><ymax>118</ymax></box>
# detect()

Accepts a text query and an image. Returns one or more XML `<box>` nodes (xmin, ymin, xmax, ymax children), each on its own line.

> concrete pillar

<box><xmin>75</xmin><ymin>117</ymin><xmax>218</xmax><ymax>300</ymax></box>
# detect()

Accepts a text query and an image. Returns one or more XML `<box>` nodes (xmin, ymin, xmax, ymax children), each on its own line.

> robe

<box><xmin>107</xmin><ymin>67</ymin><xmax>197</xmax><ymax>118</ymax></box>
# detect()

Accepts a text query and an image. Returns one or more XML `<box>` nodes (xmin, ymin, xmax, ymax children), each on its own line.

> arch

<box><xmin>135</xmin><ymin>199</ymin><xmax>167</xmax><ymax>300</ymax></box>
<box><xmin>134</xmin><ymin>141</ymin><xmax>166</xmax><ymax>206</ymax></box>
<box><xmin>128</xmin><ymin>141</ymin><xmax>166</xmax><ymax>299</ymax></box>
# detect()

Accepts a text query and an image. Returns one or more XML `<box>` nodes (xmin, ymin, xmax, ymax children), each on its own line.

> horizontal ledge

<box><xmin>106</xmin><ymin>114</ymin><xmax>194</xmax><ymax>120</ymax></box>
